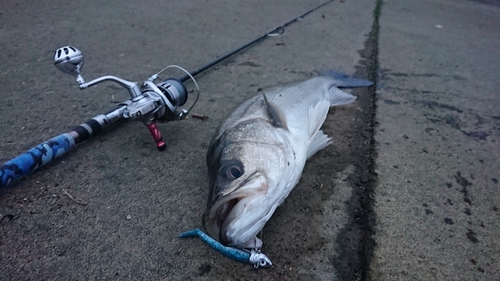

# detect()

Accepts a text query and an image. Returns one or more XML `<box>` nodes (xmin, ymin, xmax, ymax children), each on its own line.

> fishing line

<box><xmin>178</xmin><ymin>0</ymin><xmax>335</xmax><ymax>82</ymax></box>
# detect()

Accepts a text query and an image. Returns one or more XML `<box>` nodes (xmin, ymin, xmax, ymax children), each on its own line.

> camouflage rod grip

<box><xmin>0</xmin><ymin>133</ymin><xmax>75</xmax><ymax>188</ymax></box>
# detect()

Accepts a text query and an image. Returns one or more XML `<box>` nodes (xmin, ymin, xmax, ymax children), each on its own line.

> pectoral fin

<box><xmin>306</xmin><ymin>100</ymin><xmax>332</xmax><ymax>159</ymax></box>
<box><xmin>307</xmin><ymin>130</ymin><xmax>331</xmax><ymax>159</ymax></box>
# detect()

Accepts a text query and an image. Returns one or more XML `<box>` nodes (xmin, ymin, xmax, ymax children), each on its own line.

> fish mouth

<box><xmin>203</xmin><ymin>177</ymin><xmax>269</xmax><ymax>247</ymax></box>
<box><xmin>217</xmin><ymin>198</ymin><xmax>244</xmax><ymax>242</ymax></box>
<box><xmin>204</xmin><ymin>192</ymin><xmax>256</xmax><ymax>245</ymax></box>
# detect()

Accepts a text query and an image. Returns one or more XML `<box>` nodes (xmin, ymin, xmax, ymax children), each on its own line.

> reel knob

<box><xmin>54</xmin><ymin>46</ymin><xmax>84</xmax><ymax>83</ymax></box>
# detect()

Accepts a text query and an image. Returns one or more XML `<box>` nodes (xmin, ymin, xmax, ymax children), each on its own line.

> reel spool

<box><xmin>155</xmin><ymin>78</ymin><xmax>188</xmax><ymax>121</ymax></box>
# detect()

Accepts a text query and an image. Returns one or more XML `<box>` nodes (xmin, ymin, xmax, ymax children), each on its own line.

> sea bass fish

<box><xmin>203</xmin><ymin>71</ymin><xmax>372</xmax><ymax>249</ymax></box>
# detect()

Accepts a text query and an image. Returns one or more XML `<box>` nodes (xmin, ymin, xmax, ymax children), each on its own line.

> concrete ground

<box><xmin>371</xmin><ymin>0</ymin><xmax>500</xmax><ymax>280</ymax></box>
<box><xmin>0</xmin><ymin>0</ymin><xmax>498</xmax><ymax>280</ymax></box>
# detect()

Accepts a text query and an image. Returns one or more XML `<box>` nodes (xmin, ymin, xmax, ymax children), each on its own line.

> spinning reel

<box><xmin>53</xmin><ymin>46</ymin><xmax>199</xmax><ymax>151</ymax></box>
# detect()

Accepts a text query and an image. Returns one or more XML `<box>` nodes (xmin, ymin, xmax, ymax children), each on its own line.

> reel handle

<box><xmin>145</xmin><ymin>122</ymin><xmax>167</xmax><ymax>151</ymax></box>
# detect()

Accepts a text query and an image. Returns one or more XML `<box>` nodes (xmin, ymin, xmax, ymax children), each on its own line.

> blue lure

<box><xmin>0</xmin><ymin>133</ymin><xmax>75</xmax><ymax>188</ymax></box>
<box><xmin>179</xmin><ymin>228</ymin><xmax>272</xmax><ymax>268</ymax></box>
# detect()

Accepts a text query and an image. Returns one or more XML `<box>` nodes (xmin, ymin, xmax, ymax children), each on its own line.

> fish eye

<box><xmin>229</xmin><ymin>166</ymin><xmax>242</xmax><ymax>178</ymax></box>
<box><xmin>219</xmin><ymin>160</ymin><xmax>244</xmax><ymax>180</ymax></box>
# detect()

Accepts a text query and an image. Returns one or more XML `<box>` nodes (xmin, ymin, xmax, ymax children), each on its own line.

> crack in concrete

<box><xmin>358</xmin><ymin>1</ymin><xmax>383</xmax><ymax>280</ymax></box>
<box><xmin>331</xmin><ymin>0</ymin><xmax>382</xmax><ymax>280</ymax></box>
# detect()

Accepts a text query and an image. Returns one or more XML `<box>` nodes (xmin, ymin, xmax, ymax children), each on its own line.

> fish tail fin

<box><xmin>321</xmin><ymin>70</ymin><xmax>373</xmax><ymax>88</ymax></box>
<box><xmin>327</xmin><ymin>86</ymin><xmax>357</xmax><ymax>106</ymax></box>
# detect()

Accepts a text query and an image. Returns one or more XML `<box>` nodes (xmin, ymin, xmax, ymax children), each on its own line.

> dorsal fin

<box><xmin>262</xmin><ymin>94</ymin><xmax>288</xmax><ymax>130</ymax></box>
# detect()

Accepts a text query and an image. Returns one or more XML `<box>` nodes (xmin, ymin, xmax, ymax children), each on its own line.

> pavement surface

<box><xmin>371</xmin><ymin>0</ymin><xmax>500</xmax><ymax>280</ymax></box>
<box><xmin>0</xmin><ymin>0</ymin><xmax>498</xmax><ymax>280</ymax></box>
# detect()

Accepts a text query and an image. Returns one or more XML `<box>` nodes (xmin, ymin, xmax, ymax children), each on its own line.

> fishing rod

<box><xmin>178</xmin><ymin>0</ymin><xmax>334</xmax><ymax>82</ymax></box>
<box><xmin>0</xmin><ymin>0</ymin><xmax>334</xmax><ymax>189</ymax></box>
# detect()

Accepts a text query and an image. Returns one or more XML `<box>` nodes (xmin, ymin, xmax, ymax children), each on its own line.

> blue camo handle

<box><xmin>0</xmin><ymin>133</ymin><xmax>75</xmax><ymax>188</ymax></box>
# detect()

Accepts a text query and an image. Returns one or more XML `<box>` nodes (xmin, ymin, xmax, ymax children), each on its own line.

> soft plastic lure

<box><xmin>179</xmin><ymin>228</ymin><xmax>272</xmax><ymax>268</ymax></box>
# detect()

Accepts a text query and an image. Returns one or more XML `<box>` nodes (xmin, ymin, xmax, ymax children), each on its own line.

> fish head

<box><xmin>204</xmin><ymin>133</ymin><xmax>287</xmax><ymax>249</ymax></box>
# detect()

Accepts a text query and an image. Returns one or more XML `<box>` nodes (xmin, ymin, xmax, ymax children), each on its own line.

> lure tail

<box><xmin>178</xmin><ymin>229</ymin><xmax>201</xmax><ymax>238</ymax></box>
